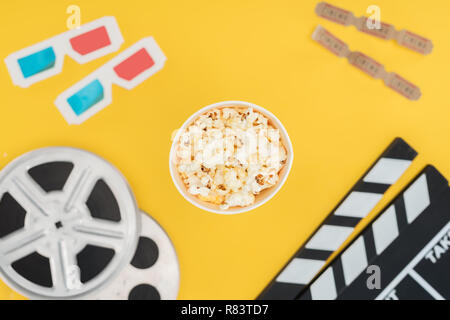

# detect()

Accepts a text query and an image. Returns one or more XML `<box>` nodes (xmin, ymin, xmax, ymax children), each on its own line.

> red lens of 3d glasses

<box><xmin>113</xmin><ymin>48</ymin><xmax>155</xmax><ymax>81</ymax></box>
<box><xmin>69</xmin><ymin>26</ymin><xmax>112</xmax><ymax>55</ymax></box>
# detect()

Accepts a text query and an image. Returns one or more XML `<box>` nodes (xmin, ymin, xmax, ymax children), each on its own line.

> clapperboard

<box><xmin>258</xmin><ymin>138</ymin><xmax>418</xmax><ymax>299</ymax></box>
<box><xmin>299</xmin><ymin>165</ymin><xmax>450</xmax><ymax>300</ymax></box>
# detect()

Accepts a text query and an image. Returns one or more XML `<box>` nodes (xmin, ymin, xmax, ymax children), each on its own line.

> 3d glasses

<box><xmin>54</xmin><ymin>37</ymin><xmax>166</xmax><ymax>125</ymax></box>
<box><xmin>4</xmin><ymin>17</ymin><xmax>123</xmax><ymax>88</ymax></box>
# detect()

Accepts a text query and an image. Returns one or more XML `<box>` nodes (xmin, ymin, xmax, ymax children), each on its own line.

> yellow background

<box><xmin>0</xmin><ymin>0</ymin><xmax>449</xmax><ymax>299</ymax></box>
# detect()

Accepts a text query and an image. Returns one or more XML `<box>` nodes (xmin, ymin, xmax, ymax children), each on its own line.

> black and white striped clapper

<box><xmin>299</xmin><ymin>165</ymin><xmax>450</xmax><ymax>300</ymax></box>
<box><xmin>258</xmin><ymin>138</ymin><xmax>417</xmax><ymax>300</ymax></box>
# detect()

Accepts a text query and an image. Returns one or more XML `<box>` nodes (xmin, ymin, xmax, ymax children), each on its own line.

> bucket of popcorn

<box><xmin>170</xmin><ymin>101</ymin><xmax>293</xmax><ymax>214</ymax></box>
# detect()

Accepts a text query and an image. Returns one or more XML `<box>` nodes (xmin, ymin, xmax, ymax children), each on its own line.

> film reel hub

<box><xmin>22</xmin><ymin>200</ymin><xmax>81</xmax><ymax>257</ymax></box>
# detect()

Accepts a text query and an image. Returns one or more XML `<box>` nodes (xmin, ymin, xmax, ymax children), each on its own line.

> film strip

<box><xmin>312</xmin><ymin>25</ymin><xmax>422</xmax><ymax>101</ymax></box>
<box><xmin>299</xmin><ymin>165</ymin><xmax>450</xmax><ymax>300</ymax></box>
<box><xmin>258</xmin><ymin>138</ymin><xmax>417</xmax><ymax>300</ymax></box>
<box><xmin>315</xmin><ymin>2</ymin><xmax>433</xmax><ymax>55</ymax></box>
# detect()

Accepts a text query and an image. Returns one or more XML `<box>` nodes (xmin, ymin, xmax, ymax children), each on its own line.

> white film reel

<box><xmin>92</xmin><ymin>211</ymin><xmax>180</xmax><ymax>300</ymax></box>
<box><xmin>0</xmin><ymin>147</ymin><xmax>140</xmax><ymax>299</ymax></box>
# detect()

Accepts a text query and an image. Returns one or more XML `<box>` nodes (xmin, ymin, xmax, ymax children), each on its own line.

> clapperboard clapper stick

<box><xmin>299</xmin><ymin>166</ymin><xmax>450</xmax><ymax>300</ymax></box>
<box><xmin>257</xmin><ymin>138</ymin><xmax>417</xmax><ymax>300</ymax></box>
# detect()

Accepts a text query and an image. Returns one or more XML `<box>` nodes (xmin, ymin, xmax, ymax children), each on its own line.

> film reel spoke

<box><xmin>10</xmin><ymin>175</ymin><xmax>50</xmax><ymax>217</ymax></box>
<box><xmin>72</xmin><ymin>219</ymin><xmax>126</xmax><ymax>250</ymax></box>
<box><xmin>0</xmin><ymin>228</ymin><xmax>46</xmax><ymax>263</ymax></box>
<box><xmin>50</xmin><ymin>239</ymin><xmax>81</xmax><ymax>292</ymax></box>
<box><xmin>63</xmin><ymin>167</ymin><xmax>94</xmax><ymax>213</ymax></box>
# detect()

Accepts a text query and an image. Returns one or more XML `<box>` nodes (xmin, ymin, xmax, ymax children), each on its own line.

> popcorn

<box><xmin>175</xmin><ymin>107</ymin><xmax>288</xmax><ymax>210</ymax></box>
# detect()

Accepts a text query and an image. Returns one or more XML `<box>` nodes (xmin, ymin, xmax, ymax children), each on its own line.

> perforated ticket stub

<box><xmin>315</xmin><ymin>2</ymin><xmax>433</xmax><ymax>55</ymax></box>
<box><xmin>312</xmin><ymin>25</ymin><xmax>422</xmax><ymax>101</ymax></box>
